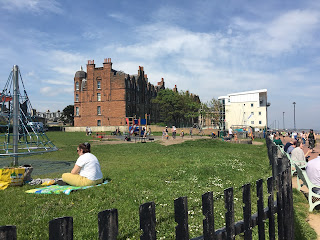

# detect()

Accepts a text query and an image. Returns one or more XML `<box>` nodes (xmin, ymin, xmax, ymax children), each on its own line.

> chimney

<box><xmin>103</xmin><ymin>58</ymin><xmax>113</xmax><ymax>69</ymax></box>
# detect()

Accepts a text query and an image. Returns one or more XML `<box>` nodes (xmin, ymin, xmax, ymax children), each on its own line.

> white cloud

<box><xmin>40</xmin><ymin>85</ymin><xmax>73</xmax><ymax>96</ymax></box>
<box><xmin>43</xmin><ymin>79</ymin><xmax>73</xmax><ymax>86</ymax></box>
<box><xmin>0</xmin><ymin>0</ymin><xmax>63</xmax><ymax>14</ymax></box>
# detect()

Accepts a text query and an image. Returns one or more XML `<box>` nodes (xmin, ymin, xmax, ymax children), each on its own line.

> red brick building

<box><xmin>74</xmin><ymin>58</ymin><xmax>165</xmax><ymax>127</ymax></box>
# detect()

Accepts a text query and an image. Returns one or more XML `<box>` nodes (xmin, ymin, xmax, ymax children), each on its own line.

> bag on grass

<box><xmin>0</xmin><ymin>168</ymin><xmax>25</xmax><ymax>189</ymax></box>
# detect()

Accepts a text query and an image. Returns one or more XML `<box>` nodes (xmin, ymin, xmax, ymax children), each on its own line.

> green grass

<box><xmin>292</xmin><ymin>188</ymin><xmax>318</xmax><ymax>239</ymax></box>
<box><xmin>0</xmin><ymin>132</ymin><xmax>314</xmax><ymax>239</ymax></box>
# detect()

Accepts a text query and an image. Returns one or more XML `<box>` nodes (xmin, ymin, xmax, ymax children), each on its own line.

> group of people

<box><xmin>272</xmin><ymin>129</ymin><xmax>317</xmax><ymax>153</ymax></box>
<box><xmin>162</xmin><ymin>126</ymin><xmax>185</xmax><ymax>140</ymax></box>
<box><xmin>273</xmin><ymin>129</ymin><xmax>320</xmax><ymax>193</ymax></box>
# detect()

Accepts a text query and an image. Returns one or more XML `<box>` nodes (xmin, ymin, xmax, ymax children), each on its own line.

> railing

<box><xmin>0</xmin><ymin>138</ymin><xmax>294</xmax><ymax>240</ymax></box>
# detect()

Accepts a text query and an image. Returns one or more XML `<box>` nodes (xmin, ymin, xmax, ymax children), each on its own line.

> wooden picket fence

<box><xmin>0</xmin><ymin>138</ymin><xmax>294</xmax><ymax>240</ymax></box>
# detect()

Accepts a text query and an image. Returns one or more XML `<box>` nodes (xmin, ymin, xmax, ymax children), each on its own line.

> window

<box><xmin>251</xmin><ymin>112</ymin><xmax>254</xmax><ymax>115</ymax></box>
<box><xmin>259</xmin><ymin>121</ymin><xmax>262</xmax><ymax>124</ymax></box>
<box><xmin>75</xmin><ymin>107</ymin><xmax>79</xmax><ymax>116</ymax></box>
<box><xmin>251</xmin><ymin>103</ymin><xmax>253</xmax><ymax>107</ymax></box>
<box><xmin>97</xmin><ymin>81</ymin><xmax>101</xmax><ymax>89</ymax></box>
<box><xmin>97</xmin><ymin>120</ymin><xmax>101</xmax><ymax>126</ymax></box>
<box><xmin>76</xmin><ymin>82</ymin><xmax>79</xmax><ymax>90</ymax></box>
<box><xmin>251</xmin><ymin>121</ymin><xmax>254</xmax><ymax>124</ymax></box>
<box><xmin>97</xmin><ymin>93</ymin><xmax>101</xmax><ymax>101</ymax></box>
<box><xmin>259</xmin><ymin>112</ymin><xmax>261</xmax><ymax>115</ymax></box>
<box><xmin>75</xmin><ymin>94</ymin><xmax>79</xmax><ymax>102</ymax></box>
<box><xmin>97</xmin><ymin>106</ymin><xmax>101</xmax><ymax>115</ymax></box>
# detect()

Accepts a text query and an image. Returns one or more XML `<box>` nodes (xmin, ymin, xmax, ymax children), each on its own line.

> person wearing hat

<box><xmin>62</xmin><ymin>142</ymin><xmax>103</xmax><ymax>186</ymax></box>
<box><xmin>180</xmin><ymin>130</ymin><xmax>184</xmax><ymax>138</ymax></box>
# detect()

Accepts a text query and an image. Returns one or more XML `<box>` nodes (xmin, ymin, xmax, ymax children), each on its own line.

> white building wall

<box><xmin>220</xmin><ymin>89</ymin><xmax>267</xmax><ymax>130</ymax></box>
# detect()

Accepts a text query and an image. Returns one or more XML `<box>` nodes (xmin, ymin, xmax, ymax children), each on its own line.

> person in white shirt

<box><xmin>62</xmin><ymin>142</ymin><xmax>103</xmax><ymax>186</ymax></box>
<box><xmin>291</xmin><ymin>142</ymin><xmax>311</xmax><ymax>167</ymax></box>
<box><xmin>306</xmin><ymin>156</ymin><xmax>320</xmax><ymax>194</ymax></box>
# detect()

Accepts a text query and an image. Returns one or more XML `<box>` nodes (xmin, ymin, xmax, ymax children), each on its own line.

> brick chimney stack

<box><xmin>103</xmin><ymin>58</ymin><xmax>112</xmax><ymax>70</ymax></box>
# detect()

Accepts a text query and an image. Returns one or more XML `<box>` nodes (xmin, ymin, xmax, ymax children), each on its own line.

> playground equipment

<box><xmin>0</xmin><ymin>65</ymin><xmax>58</xmax><ymax>165</ymax></box>
<box><xmin>126</xmin><ymin>116</ymin><xmax>148</xmax><ymax>137</ymax></box>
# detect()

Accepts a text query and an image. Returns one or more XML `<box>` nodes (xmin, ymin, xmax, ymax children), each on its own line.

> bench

<box><xmin>295</xmin><ymin>163</ymin><xmax>320</xmax><ymax>212</ymax></box>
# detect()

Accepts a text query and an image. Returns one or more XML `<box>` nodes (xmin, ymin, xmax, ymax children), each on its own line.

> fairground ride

<box><xmin>0</xmin><ymin>65</ymin><xmax>58</xmax><ymax>165</ymax></box>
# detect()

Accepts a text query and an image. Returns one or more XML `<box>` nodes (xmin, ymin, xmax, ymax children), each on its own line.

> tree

<box><xmin>60</xmin><ymin>105</ymin><xmax>74</xmax><ymax>125</ymax></box>
<box><xmin>200</xmin><ymin>98</ymin><xmax>221</xmax><ymax>128</ymax></box>
<box><xmin>152</xmin><ymin>89</ymin><xmax>201</xmax><ymax>127</ymax></box>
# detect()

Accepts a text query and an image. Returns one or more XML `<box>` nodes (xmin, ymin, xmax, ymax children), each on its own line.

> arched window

<box><xmin>75</xmin><ymin>94</ymin><xmax>79</xmax><ymax>102</ymax></box>
<box><xmin>75</xmin><ymin>107</ymin><xmax>79</xmax><ymax>116</ymax></box>
<box><xmin>75</xmin><ymin>82</ymin><xmax>79</xmax><ymax>90</ymax></box>
<box><xmin>97</xmin><ymin>93</ymin><xmax>101</xmax><ymax>101</ymax></box>
<box><xmin>97</xmin><ymin>80</ymin><xmax>101</xmax><ymax>89</ymax></box>
<box><xmin>97</xmin><ymin>106</ymin><xmax>101</xmax><ymax>115</ymax></box>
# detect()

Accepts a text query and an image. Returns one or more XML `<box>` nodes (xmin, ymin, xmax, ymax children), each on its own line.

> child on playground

<box><xmin>62</xmin><ymin>142</ymin><xmax>103</xmax><ymax>186</ymax></box>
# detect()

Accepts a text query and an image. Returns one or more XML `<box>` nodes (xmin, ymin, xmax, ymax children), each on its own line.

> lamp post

<box><xmin>283</xmin><ymin>112</ymin><xmax>285</xmax><ymax>130</ymax></box>
<box><xmin>293</xmin><ymin>102</ymin><xmax>296</xmax><ymax>130</ymax></box>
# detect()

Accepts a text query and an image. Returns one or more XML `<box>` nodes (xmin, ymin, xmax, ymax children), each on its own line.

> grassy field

<box><xmin>0</xmin><ymin>132</ymin><xmax>315</xmax><ymax>239</ymax></box>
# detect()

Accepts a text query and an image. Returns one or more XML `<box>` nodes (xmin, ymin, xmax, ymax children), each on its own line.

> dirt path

<box><xmin>292</xmin><ymin>176</ymin><xmax>320</xmax><ymax>239</ymax></box>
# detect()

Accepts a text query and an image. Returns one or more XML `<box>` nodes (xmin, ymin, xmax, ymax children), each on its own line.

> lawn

<box><xmin>0</xmin><ymin>132</ymin><xmax>312</xmax><ymax>239</ymax></box>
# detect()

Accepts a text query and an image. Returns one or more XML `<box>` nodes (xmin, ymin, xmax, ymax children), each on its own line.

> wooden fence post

<box><xmin>98</xmin><ymin>209</ymin><xmax>118</xmax><ymax>240</ymax></box>
<box><xmin>242</xmin><ymin>184</ymin><xmax>252</xmax><ymax>240</ymax></box>
<box><xmin>286</xmin><ymin>169</ymin><xmax>295</xmax><ymax>240</ymax></box>
<box><xmin>140</xmin><ymin>202</ymin><xmax>156</xmax><ymax>240</ymax></box>
<box><xmin>174</xmin><ymin>196</ymin><xmax>189</xmax><ymax>240</ymax></box>
<box><xmin>277</xmin><ymin>172</ymin><xmax>284</xmax><ymax>240</ymax></box>
<box><xmin>0</xmin><ymin>226</ymin><xmax>16</xmax><ymax>240</ymax></box>
<box><xmin>202</xmin><ymin>191</ymin><xmax>215</xmax><ymax>240</ymax></box>
<box><xmin>49</xmin><ymin>217</ymin><xmax>73</xmax><ymax>240</ymax></box>
<box><xmin>224</xmin><ymin>188</ymin><xmax>235</xmax><ymax>240</ymax></box>
<box><xmin>267</xmin><ymin>177</ymin><xmax>275</xmax><ymax>240</ymax></box>
<box><xmin>256</xmin><ymin>179</ymin><xmax>265</xmax><ymax>240</ymax></box>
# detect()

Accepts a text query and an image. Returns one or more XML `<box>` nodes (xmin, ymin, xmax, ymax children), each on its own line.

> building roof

<box><xmin>218</xmin><ymin>89</ymin><xmax>267</xmax><ymax>99</ymax></box>
<box><xmin>75</xmin><ymin>70</ymin><xmax>87</xmax><ymax>79</ymax></box>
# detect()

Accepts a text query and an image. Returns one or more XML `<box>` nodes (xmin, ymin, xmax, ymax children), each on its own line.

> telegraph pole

<box><xmin>293</xmin><ymin>102</ymin><xmax>296</xmax><ymax>130</ymax></box>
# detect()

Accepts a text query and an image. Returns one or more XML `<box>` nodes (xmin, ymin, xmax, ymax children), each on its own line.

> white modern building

<box><xmin>218</xmin><ymin>89</ymin><xmax>269</xmax><ymax>131</ymax></box>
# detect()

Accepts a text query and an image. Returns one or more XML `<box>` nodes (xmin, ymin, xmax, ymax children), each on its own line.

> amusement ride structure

<box><xmin>0</xmin><ymin>65</ymin><xmax>57</xmax><ymax>165</ymax></box>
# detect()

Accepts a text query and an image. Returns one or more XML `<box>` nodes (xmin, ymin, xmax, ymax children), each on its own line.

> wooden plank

<box><xmin>277</xmin><ymin>173</ymin><xmax>284</xmax><ymax>240</ymax></box>
<box><xmin>0</xmin><ymin>226</ymin><xmax>17</xmax><ymax>240</ymax></box>
<box><xmin>174</xmin><ymin>197</ymin><xmax>189</xmax><ymax>240</ymax></box>
<box><xmin>98</xmin><ymin>209</ymin><xmax>118</xmax><ymax>240</ymax></box>
<box><xmin>224</xmin><ymin>188</ymin><xmax>235</xmax><ymax>240</ymax></box>
<box><xmin>140</xmin><ymin>202</ymin><xmax>156</xmax><ymax>240</ymax></box>
<box><xmin>242</xmin><ymin>184</ymin><xmax>252</xmax><ymax>240</ymax></box>
<box><xmin>256</xmin><ymin>179</ymin><xmax>265</xmax><ymax>240</ymax></box>
<box><xmin>202</xmin><ymin>191</ymin><xmax>215</xmax><ymax>240</ymax></box>
<box><xmin>286</xmin><ymin>169</ymin><xmax>295</xmax><ymax>240</ymax></box>
<box><xmin>267</xmin><ymin>177</ymin><xmax>275</xmax><ymax>240</ymax></box>
<box><xmin>49</xmin><ymin>217</ymin><xmax>73</xmax><ymax>240</ymax></box>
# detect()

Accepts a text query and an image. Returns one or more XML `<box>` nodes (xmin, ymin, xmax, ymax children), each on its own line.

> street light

<box><xmin>283</xmin><ymin>112</ymin><xmax>285</xmax><ymax>130</ymax></box>
<box><xmin>293</xmin><ymin>102</ymin><xmax>296</xmax><ymax>130</ymax></box>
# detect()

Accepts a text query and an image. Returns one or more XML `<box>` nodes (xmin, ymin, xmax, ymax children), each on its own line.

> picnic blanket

<box><xmin>25</xmin><ymin>180</ymin><xmax>108</xmax><ymax>195</ymax></box>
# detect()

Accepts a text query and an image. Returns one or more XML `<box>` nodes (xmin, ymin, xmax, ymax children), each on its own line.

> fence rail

<box><xmin>0</xmin><ymin>137</ymin><xmax>294</xmax><ymax>240</ymax></box>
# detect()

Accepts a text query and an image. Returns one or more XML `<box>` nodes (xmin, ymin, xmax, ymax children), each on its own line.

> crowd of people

<box><xmin>272</xmin><ymin>129</ymin><xmax>320</xmax><ymax>193</ymax></box>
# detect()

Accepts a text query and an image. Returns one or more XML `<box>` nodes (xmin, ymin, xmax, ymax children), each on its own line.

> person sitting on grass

<box><xmin>62</xmin><ymin>142</ymin><xmax>103</xmax><ymax>186</ymax></box>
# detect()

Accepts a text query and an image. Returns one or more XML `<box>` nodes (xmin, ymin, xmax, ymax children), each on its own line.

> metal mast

<box><xmin>12</xmin><ymin>65</ymin><xmax>19</xmax><ymax>166</ymax></box>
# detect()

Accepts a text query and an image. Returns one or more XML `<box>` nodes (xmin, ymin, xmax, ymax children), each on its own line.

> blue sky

<box><xmin>0</xmin><ymin>0</ymin><xmax>319</xmax><ymax>130</ymax></box>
